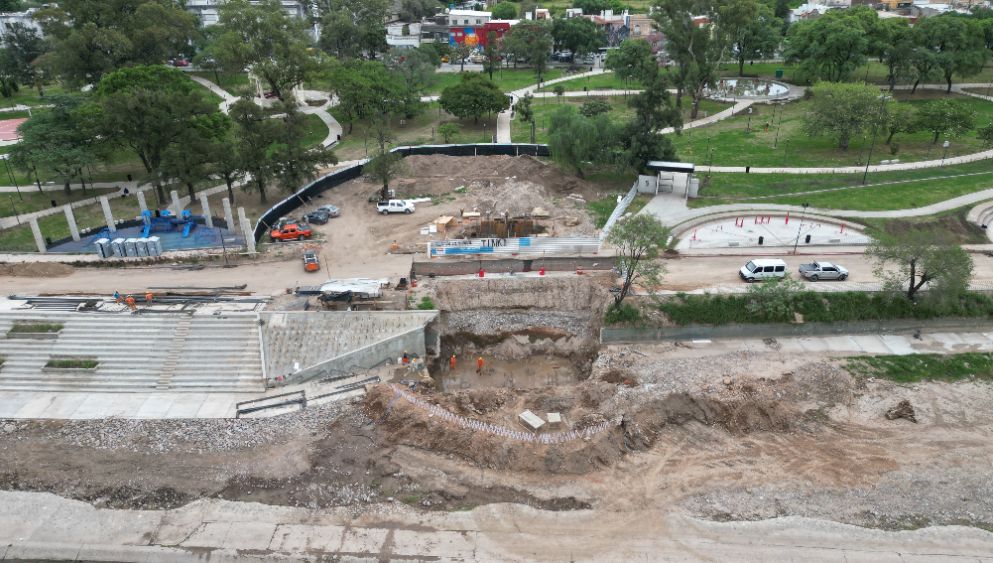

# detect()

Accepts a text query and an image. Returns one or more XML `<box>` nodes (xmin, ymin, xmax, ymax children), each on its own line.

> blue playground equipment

<box><xmin>141</xmin><ymin>209</ymin><xmax>202</xmax><ymax>238</ymax></box>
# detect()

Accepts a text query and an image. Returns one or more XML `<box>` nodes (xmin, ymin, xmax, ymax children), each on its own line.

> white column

<box><xmin>238</xmin><ymin>206</ymin><xmax>256</xmax><ymax>254</ymax></box>
<box><xmin>199</xmin><ymin>194</ymin><xmax>214</xmax><ymax>228</ymax></box>
<box><xmin>136</xmin><ymin>190</ymin><xmax>148</xmax><ymax>214</ymax></box>
<box><xmin>29</xmin><ymin>217</ymin><xmax>46</xmax><ymax>253</ymax></box>
<box><xmin>222</xmin><ymin>197</ymin><xmax>234</xmax><ymax>230</ymax></box>
<box><xmin>63</xmin><ymin>205</ymin><xmax>80</xmax><ymax>241</ymax></box>
<box><xmin>170</xmin><ymin>190</ymin><xmax>182</xmax><ymax>216</ymax></box>
<box><xmin>99</xmin><ymin>196</ymin><xmax>116</xmax><ymax>233</ymax></box>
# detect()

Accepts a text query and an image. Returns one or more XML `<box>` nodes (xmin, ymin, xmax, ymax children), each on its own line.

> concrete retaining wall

<box><xmin>414</xmin><ymin>256</ymin><xmax>615</xmax><ymax>277</ymax></box>
<box><xmin>601</xmin><ymin>316</ymin><xmax>993</xmax><ymax>343</ymax></box>
<box><xmin>284</xmin><ymin>325</ymin><xmax>427</xmax><ymax>385</ymax></box>
<box><xmin>434</xmin><ymin>276</ymin><xmax>611</xmax><ymax>311</ymax></box>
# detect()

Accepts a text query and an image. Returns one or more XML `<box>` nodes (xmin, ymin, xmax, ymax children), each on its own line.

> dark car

<box><xmin>303</xmin><ymin>210</ymin><xmax>331</xmax><ymax>225</ymax></box>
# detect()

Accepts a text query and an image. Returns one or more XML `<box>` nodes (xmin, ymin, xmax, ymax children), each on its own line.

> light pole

<box><xmin>792</xmin><ymin>202</ymin><xmax>810</xmax><ymax>255</ymax></box>
<box><xmin>746</xmin><ymin>106</ymin><xmax>753</xmax><ymax>132</ymax></box>
<box><xmin>0</xmin><ymin>154</ymin><xmax>20</xmax><ymax>200</ymax></box>
<box><xmin>941</xmin><ymin>140</ymin><xmax>950</xmax><ymax>165</ymax></box>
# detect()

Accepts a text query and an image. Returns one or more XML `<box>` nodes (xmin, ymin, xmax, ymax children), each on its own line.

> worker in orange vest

<box><xmin>476</xmin><ymin>356</ymin><xmax>484</xmax><ymax>375</ymax></box>
<box><xmin>124</xmin><ymin>295</ymin><xmax>137</xmax><ymax>311</ymax></box>
<box><xmin>144</xmin><ymin>292</ymin><xmax>154</xmax><ymax>303</ymax></box>
<box><xmin>402</xmin><ymin>352</ymin><xmax>410</xmax><ymax>365</ymax></box>
<box><xmin>449</xmin><ymin>354</ymin><xmax>457</xmax><ymax>371</ymax></box>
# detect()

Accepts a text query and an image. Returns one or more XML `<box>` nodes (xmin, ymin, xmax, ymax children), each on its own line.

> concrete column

<box><xmin>198</xmin><ymin>194</ymin><xmax>214</xmax><ymax>228</ymax></box>
<box><xmin>170</xmin><ymin>190</ymin><xmax>182</xmax><ymax>216</ymax></box>
<box><xmin>29</xmin><ymin>217</ymin><xmax>46</xmax><ymax>253</ymax></box>
<box><xmin>99</xmin><ymin>196</ymin><xmax>116</xmax><ymax>233</ymax></box>
<box><xmin>63</xmin><ymin>205</ymin><xmax>80</xmax><ymax>241</ymax></box>
<box><xmin>238</xmin><ymin>207</ymin><xmax>256</xmax><ymax>254</ymax></box>
<box><xmin>222</xmin><ymin>197</ymin><xmax>234</xmax><ymax>230</ymax></box>
<box><xmin>136</xmin><ymin>190</ymin><xmax>148</xmax><ymax>214</ymax></box>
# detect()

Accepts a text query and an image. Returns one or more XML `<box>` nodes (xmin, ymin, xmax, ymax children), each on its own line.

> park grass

<box><xmin>672</xmin><ymin>92</ymin><xmax>993</xmax><ymax>169</ymax></box>
<box><xmin>587</xmin><ymin>193</ymin><xmax>650</xmax><ymax>228</ymax></box>
<box><xmin>693</xmin><ymin>160</ymin><xmax>993</xmax><ymax>211</ymax></box>
<box><xmin>331</xmin><ymin>102</ymin><xmax>498</xmax><ymax>160</ymax></box>
<box><xmin>191</xmin><ymin>71</ymin><xmax>254</xmax><ymax>98</ymax></box>
<box><xmin>657</xmin><ymin>290</ymin><xmax>993</xmax><ymax>326</ymax></box>
<box><xmin>300</xmin><ymin>113</ymin><xmax>330</xmax><ymax>148</ymax></box>
<box><xmin>717</xmin><ymin>60</ymin><xmax>993</xmax><ymax>87</ymax></box>
<box><xmin>844</xmin><ymin>353</ymin><xmax>993</xmax><ymax>383</ymax></box>
<box><xmin>424</xmin><ymin>68</ymin><xmax>566</xmax><ymax>95</ymax></box>
<box><xmin>536</xmin><ymin>72</ymin><xmax>637</xmax><ymax>92</ymax></box>
<box><xmin>859</xmin><ymin>207</ymin><xmax>990</xmax><ymax>245</ymax></box>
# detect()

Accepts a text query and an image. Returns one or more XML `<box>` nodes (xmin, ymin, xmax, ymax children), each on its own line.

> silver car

<box><xmin>316</xmin><ymin>204</ymin><xmax>340</xmax><ymax>217</ymax></box>
<box><xmin>798</xmin><ymin>261</ymin><xmax>849</xmax><ymax>281</ymax></box>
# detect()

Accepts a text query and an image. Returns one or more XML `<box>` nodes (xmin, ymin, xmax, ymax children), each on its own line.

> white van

<box><xmin>739</xmin><ymin>258</ymin><xmax>787</xmax><ymax>282</ymax></box>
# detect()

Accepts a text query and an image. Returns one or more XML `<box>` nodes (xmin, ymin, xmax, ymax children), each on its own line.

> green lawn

<box><xmin>694</xmin><ymin>160</ymin><xmax>993</xmax><ymax>211</ymax></box>
<box><xmin>844</xmin><ymin>353</ymin><xmax>993</xmax><ymax>383</ymax></box>
<box><xmin>191</xmin><ymin>71</ymin><xmax>255</xmax><ymax>98</ymax></box>
<box><xmin>717</xmin><ymin>60</ymin><xmax>993</xmax><ymax>87</ymax></box>
<box><xmin>673</xmin><ymin>91</ymin><xmax>993</xmax><ymax>169</ymax></box>
<box><xmin>425</xmin><ymin>68</ymin><xmax>565</xmax><ymax>95</ymax></box>
<box><xmin>536</xmin><ymin>72</ymin><xmax>638</xmax><ymax>92</ymax></box>
<box><xmin>300</xmin><ymin>113</ymin><xmax>330</xmax><ymax>148</ymax></box>
<box><xmin>859</xmin><ymin>207</ymin><xmax>989</xmax><ymax>245</ymax></box>
<box><xmin>512</xmin><ymin>95</ymin><xmax>729</xmax><ymax>143</ymax></box>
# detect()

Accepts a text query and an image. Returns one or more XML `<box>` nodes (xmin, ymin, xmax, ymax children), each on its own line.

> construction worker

<box><xmin>124</xmin><ymin>295</ymin><xmax>137</xmax><ymax>311</ymax></box>
<box><xmin>144</xmin><ymin>292</ymin><xmax>153</xmax><ymax>304</ymax></box>
<box><xmin>449</xmin><ymin>354</ymin><xmax>457</xmax><ymax>371</ymax></box>
<box><xmin>113</xmin><ymin>290</ymin><xmax>121</xmax><ymax>303</ymax></box>
<box><xmin>476</xmin><ymin>356</ymin><xmax>484</xmax><ymax>375</ymax></box>
<box><xmin>402</xmin><ymin>352</ymin><xmax>410</xmax><ymax>366</ymax></box>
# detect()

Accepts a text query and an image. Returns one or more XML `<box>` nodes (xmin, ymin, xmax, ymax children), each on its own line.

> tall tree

<box><xmin>161</xmin><ymin>113</ymin><xmax>231</xmax><ymax>201</ymax></box>
<box><xmin>483</xmin><ymin>32</ymin><xmax>502</xmax><ymax>81</ymax></box>
<box><xmin>879</xmin><ymin>18</ymin><xmax>916</xmax><ymax>92</ymax></box>
<box><xmin>2</xmin><ymin>23</ymin><xmax>46</xmax><ymax>96</ymax></box>
<box><xmin>915</xmin><ymin>99</ymin><xmax>976</xmax><ymax>144</ymax></box>
<box><xmin>9</xmin><ymin>95</ymin><xmax>96</xmax><ymax>194</ymax></box>
<box><xmin>229</xmin><ymin>98</ymin><xmax>280</xmax><ymax>204</ymax></box>
<box><xmin>783</xmin><ymin>12</ymin><xmax>869</xmax><ymax>83</ymax></box>
<box><xmin>882</xmin><ymin>102</ymin><xmax>917</xmax><ymax>145</ymax></box>
<box><xmin>329</xmin><ymin>59</ymin><xmax>422</xmax><ymax>134</ymax></box>
<box><xmin>802</xmin><ymin>81</ymin><xmax>887</xmax><ymax>150</ymax></box>
<box><xmin>606</xmin><ymin>214</ymin><xmax>671</xmax><ymax>310</ymax></box>
<box><xmin>652</xmin><ymin>0</ymin><xmax>724</xmax><ymax>118</ymax></box>
<box><xmin>716</xmin><ymin>0</ymin><xmax>782</xmax><ymax>77</ymax></box>
<box><xmin>491</xmin><ymin>2</ymin><xmax>518</xmax><ymax>19</ymax></box>
<box><xmin>385</xmin><ymin>46</ymin><xmax>439</xmax><ymax>94</ymax></box>
<box><xmin>914</xmin><ymin>16</ymin><xmax>987</xmax><ymax>93</ymax></box>
<box><xmin>547</xmin><ymin>106</ymin><xmax>618</xmax><ymax>177</ymax></box>
<box><xmin>552</xmin><ymin>16</ymin><xmax>605</xmax><ymax>57</ymax></box>
<box><xmin>573</xmin><ymin>0</ymin><xmax>625</xmax><ymax>13</ymax></box>
<box><xmin>270</xmin><ymin>105</ymin><xmax>338</xmax><ymax>193</ymax></box>
<box><xmin>365</xmin><ymin>149</ymin><xmax>406</xmax><ymax>201</ymax></box>
<box><xmin>318</xmin><ymin>0</ymin><xmax>390</xmax><ymax>59</ymax></box>
<box><xmin>503</xmin><ymin>20</ymin><xmax>553</xmax><ymax>80</ymax></box>
<box><xmin>438</xmin><ymin>73</ymin><xmax>509</xmax><ymax>123</ymax></box>
<box><xmin>622</xmin><ymin>70</ymin><xmax>681</xmax><ymax>172</ymax></box>
<box><xmin>212</xmin><ymin>0</ymin><xmax>315</xmax><ymax>101</ymax></box>
<box><xmin>94</xmin><ymin>65</ymin><xmax>218</xmax><ymax>203</ymax></box>
<box><xmin>867</xmin><ymin>231</ymin><xmax>973</xmax><ymax>301</ymax></box>
<box><xmin>606</xmin><ymin>39</ymin><xmax>657</xmax><ymax>85</ymax></box>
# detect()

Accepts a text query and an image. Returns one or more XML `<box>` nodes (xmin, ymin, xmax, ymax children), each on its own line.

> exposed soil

<box><xmin>0</xmin><ymin>262</ymin><xmax>75</xmax><ymax>278</ymax></box>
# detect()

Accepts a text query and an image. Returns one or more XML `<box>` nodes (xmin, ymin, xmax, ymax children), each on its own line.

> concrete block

<box><xmin>63</xmin><ymin>205</ymin><xmax>80</xmax><ymax>241</ymax></box>
<box><xmin>170</xmin><ymin>190</ymin><xmax>182</xmax><ymax>215</ymax></box>
<box><xmin>28</xmin><ymin>218</ymin><xmax>45</xmax><ymax>253</ymax></box>
<box><xmin>99</xmin><ymin>196</ymin><xmax>116</xmax><ymax>233</ymax></box>
<box><xmin>136</xmin><ymin>190</ymin><xmax>148</xmax><ymax>213</ymax></box>
<box><xmin>199</xmin><ymin>194</ymin><xmax>214</xmax><ymax>228</ymax></box>
<box><xmin>546</xmin><ymin>412</ymin><xmax>562</xmax><ymax>429</ymax></box>
<box><xmin>238</xmin><ymin>207</ymin><xmax>256</xmax><ymax>254</ymax></box>
<box><xmin>222</xmin><ymin>197</ymin><xmax>234</xmax><ymax>230</ymax></box>
<box><xmin>519</xmin><ymin>410</ymin><xmax>545</xmax><ymax>433</ymax></box>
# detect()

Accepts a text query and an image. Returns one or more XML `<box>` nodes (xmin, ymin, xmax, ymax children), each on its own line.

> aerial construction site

<box><xmin>2</xmin><ymin>154</ymin><xmax>993</xmax><ymax>561</ymax></box>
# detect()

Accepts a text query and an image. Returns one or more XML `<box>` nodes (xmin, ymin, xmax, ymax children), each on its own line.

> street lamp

<box><xmin>792</xmin><ymin>202</ymin><xmax>810</xmax><ymax>255</ymax></box>
<box><xmin>746</xmin><ymin>106</ymin><xmax>753</xmax><ymax>132</ymax></box>
<box><xmin>941</xmin><ymin>140</ymin><xmax>950</xmax><ymax>165</ymax></box>
<box><xmin>0</xmin><ymin>154</ymin><xmax>20</xmax><ymax>200</ymax></box>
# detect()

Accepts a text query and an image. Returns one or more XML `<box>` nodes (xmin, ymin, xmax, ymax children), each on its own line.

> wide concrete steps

<box><xmin>0</xmin><ymin>312</ymin><xmax>264</xmax><ymax>393</ymax></box>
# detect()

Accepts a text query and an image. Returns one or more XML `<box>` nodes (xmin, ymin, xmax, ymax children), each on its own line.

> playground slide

<box><xmin>182</xmin><ymin>221</ymin><xmax>194</xmax><ymax>238</ymax></box>
<box><xmin>141</xmin><ymin>223</ymin><xmax>151</xmax><ymax>238</ymax></box>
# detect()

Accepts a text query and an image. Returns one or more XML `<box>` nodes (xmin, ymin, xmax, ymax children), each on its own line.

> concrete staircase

<box><xmin>0</xmin><ymin>312</ymin><xmax>264</xmax><ymax>393</ymax></box>
<box><xmin>966</xmin><ymin>200</ymin><xmax>993</xmax><ymax>242</ymax></box>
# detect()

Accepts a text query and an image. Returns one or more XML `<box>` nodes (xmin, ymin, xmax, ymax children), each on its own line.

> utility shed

<box><xmin>644</xmin><ymin>161</ymin><xmax>698</xmax><ymax>198</ymax></box>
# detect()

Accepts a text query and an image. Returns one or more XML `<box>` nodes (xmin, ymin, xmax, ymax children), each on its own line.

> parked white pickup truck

<box><xmin>377</xmin><ymin>199</ymin><xmax>415</xmax><ymax>214</ymax></box>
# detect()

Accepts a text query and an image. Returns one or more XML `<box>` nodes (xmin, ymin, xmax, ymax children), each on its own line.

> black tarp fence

<box><xmin>253</xmin><ymin>143</ymin><xmax>550</xmax><ymax>241</ymax></box>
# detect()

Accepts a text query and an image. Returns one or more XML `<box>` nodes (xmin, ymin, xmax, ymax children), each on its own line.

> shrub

<box><xmin>8</xmin><ymin>322</ymin><xmax>64</xmax><ymax>334</ymax></box>
<box><xmin>605</xmin><ymin>302</ymin><xmax>641</xmax><ymax>325</ymax></box>
<box><xmin>416</xmin><ymin>296</ymin><xmax>436</xmax><ymax>310</ymax></box>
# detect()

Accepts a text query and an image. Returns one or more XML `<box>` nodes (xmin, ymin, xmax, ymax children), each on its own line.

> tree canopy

<box><xmin>915</xmin><ymin>99</ymin><xmax>976</xmax><ymax>144</ymax></box>
<box><xmin>10</xmin><ymin>94</ymin><xmax>96</xmax><ymax>193</ymax></box>
<box><xmin>802</xmin><ymin>82</ymin><xmax>887</xmax><ymax>150</ymax></box>
<box><xmin>868</xmin><ymin>231</ymin><xmax>973</xmax><ymax>302</ymax></box>
<box><xmin>716</xmin><ymin>0</ymin><xmax>782</xmax><ymax>77</ymax></box>
<box><xmin>491</xmin><ymin>2</ymin><xmax>518</xmax><ymax>19</ymax></box>
<box><xmin>606</xmin><ymin>214</ymin><xmax>671</xmax><ymax>310</ymax></box>
<box><xmin>438</xmin><ymin>73</ymin><xmax>510</xmax><ymax>123</ymax></box>
<box><xmin>503</xmin><ymin>21</ymin><xmax>554</xmax><ymax>80</ymax></box>
<box><xmin>606</xmin><ymin>39</ymin><xmax>658</xmax><ymax>85</ymax></box>
<box><xmin>652</xmin><ymin>0</ymin><xmax>724</xmax><ymax>119</ymax></box>
<box><xmin>914</xmin><ymin>16</ymin><xmax>987</xmax><ymax>93</ymax></box>
<box><xmin>552</xmin><ymin>16</ymin><xmax>605</xmax><ymax>57</ymax></box>
<box><xmin>547</xmin><ymin>105</ymin><xmax>618</xmax><ymax>177</ymax></box>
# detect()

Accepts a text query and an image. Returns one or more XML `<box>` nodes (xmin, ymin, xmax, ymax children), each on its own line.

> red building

<box><xmin>449</xmin><ymin>20</ymin><xmax>517</xmax><ymax>49</ymax></box>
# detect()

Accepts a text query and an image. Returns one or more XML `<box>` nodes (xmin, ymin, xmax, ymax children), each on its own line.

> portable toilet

<box><xmin>123</xmin><ymin>238</ymin><xmax>137</xmax><ymax>257</ymax></box>
<box><xmin>146</xmin><ymin>236</ymin><xmax>162</xmax><ymax>256</ymax></box>
<box><xmin>110</xmin><ymin>237</ymin><xmax>125</xmax><ymax>257</ymax></box>
<box><xmin>135</xmin><ymin>238</ymin><xmax>149</xmax><ymax>257</ymax></box>
<box><xmin>94</xmin><ymin>238</ymin><xmax>111</xmax><ymax>258</ymax></box>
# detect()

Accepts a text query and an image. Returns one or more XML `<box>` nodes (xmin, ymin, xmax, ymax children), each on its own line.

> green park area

<box><xmin>671</xmin><ymin>92</ymin><xmax>993</xmax><ymax>169</ymax></box>
<box><xmin>425</xmin><ymin>68</ymin><xmax>565</xmax><ymax>95</ymax></box>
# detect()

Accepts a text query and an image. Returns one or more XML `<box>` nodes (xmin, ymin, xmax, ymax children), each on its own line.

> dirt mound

<box><xmin>454</xmin><ymin>388</ymin><xmax>512</xmax><ymax>415</ymax></box>
<box><xmin>0</xmin><ymin>262</ymin><xmax>74</xmax><ymax>278</ymax></box>
<box><xmin>624</xmin><ymin>393</ymin><xmax>794</xmax><ymax>450</ymax></box>
<box><xmin>885</xmin><ymin>399</ymin><xmax>918</xmax><ymax>423</ymax></box>
<box><xmin>401</xmin><ymin>154</ymin><xmax>599</xmax><ymax>197</ymax></box>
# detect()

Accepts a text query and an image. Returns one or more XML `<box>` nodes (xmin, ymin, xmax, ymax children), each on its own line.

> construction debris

<box><xmin>885</xmin><ymin>399</ymin><xmax>918</xmax><ymax>423</ymax></box>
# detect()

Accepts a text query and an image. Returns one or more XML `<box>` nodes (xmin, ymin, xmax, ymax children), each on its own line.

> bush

<box><xmin>8</xmin><ymin>322</ymin><xmax>63</xmax><ymax>334</ymax></box>
<box><xmin>416</xmin><ymin>296</ymin><xmax>436</xmax><ymax>310</ymax></box>
<box><xmin>605</xmin><ymin>302</ymin><xmax>641</xmax><ymax>325</ymax></box>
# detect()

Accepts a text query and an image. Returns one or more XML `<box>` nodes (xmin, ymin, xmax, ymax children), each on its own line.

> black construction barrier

<box><xmin>253</xmin><ymin>143</ymin><xmax>551</xmax><ymax>242</ymax></box>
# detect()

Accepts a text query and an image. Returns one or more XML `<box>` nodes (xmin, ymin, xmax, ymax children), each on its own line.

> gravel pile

<box><xmin>2</xmin><ymin>401</ymin><xmax>351</xmax><ymax>454</ymax></box>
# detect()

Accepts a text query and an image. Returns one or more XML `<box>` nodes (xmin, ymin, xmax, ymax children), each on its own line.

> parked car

<box><xmin>170</xmin><ymin>58</ymin><xmax>190</xmax><ymax>67</ymax></box>
<box><xmin>270</xmin><ymin>223</ymin><xmax>313</xmax><ymax>242</ymax></box>
<box><xmin>440</xmin><ymin>55</ymin><xmax>450</xmax><ymax>63</ymax></box>
<box><xmin>739</xmin><ymin>258</ymin><xmax>787</xmax><ymax>282</ymax></box>
<box><xmin>303</xmin><ymin>210</ymin><xmax>330</xmax><ymax>225</ymax></box>
<box><xmin>262</xmin><ymin>90</ymin><xmax>279</xmax><ymax>99</ymax></box>
<box><xmin>303</xmin><ymin>250</ymin><xmax>320</xmax><ymax>272</ymax></box>
<box><xmin>316</xmin><ymin>204</ymin><xmax>341</xmax><ymax>217</ymax></box>
<box><xmin>799</xmin><ymin>261</ymin><xmax>849</xmax><ymax>281</ymax></box>
<box><xmin>377</xmin><ymin>199</ymin><xmax>415</xmax><ymax>215</ymax></box>
<box><xmin>470</xmin><ymin>53</ymin><xmax>485</xmax><ymax>64</ymax></box>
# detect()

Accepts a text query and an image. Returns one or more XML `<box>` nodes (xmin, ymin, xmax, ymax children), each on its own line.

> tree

<box><xmin>879</xmin><ymin>18</ymin><xmax>916</xmax><ymax>92</ymax></box>
<box><xmin>867</xmin><ymin>231</ymin><xmax>973</xmax><ymax>301</ymax></box>
<box><xmin>606</xmin><ymin>213</ymin><xmax>671</xmax><ymax>310</ymax></box>
<box><xmin>573</xmin><ymin>0</ymin><xmax>625</xmax><ymax>14</ymax></box>
<box><xmin>319</xmin><ymin>11</ymin><xmax>364</xmax><ymax>59</ymax></box>
<box><xmin>552</xmin><ymin>16</ymin><xmax>604</xmax><ymax>57</ymax></box>
<box><xmin>205</xmin><ymin>119</ymin><xmax>246</xmax><ymax>205</ymax></box>
<box><xmin>548</xmin><ymin>106</ymin><xmax>618</xmax><ymax>177</ymax></box>
<box><xmin>914</xmin><ymin>16</ymin><xmax>987</xmax><ymax>93</ymax></box>
<box><xmin>438</xmin><ymin>73</ymin><xmax>509</xmax><ymax>123</ymax></box>
<box><xmin>516</xmin><ymin>92</ymin><xmax>535</xmax><ymax>124</ymax></box>
<box><xmin>783</xmin><ymin>12</ymin><xmax>870</xmax><ymax>83</ymax></box>
<box><xmin>212</xmin><ymin>0</ymin><xmax>315</xmax><ymax>101</ymax></box>
<box><xmin>9</xmin><ymin>95</ymin><xmax>96</xmax><ymax>194</ymax></box>
<box><xmin>482</xmin><ymin>32</ymin><xmax>502</xmax><ymax>81</ymax></box>
<box><xmin>652</xmin><ymin>0</ymin><xmax>723</xmax><ymax>118</ymax></box>
<box><xmin>329</xmin><ymin>59</ymin><xmax>422</xmax><ymax>133</ymax></box>
<box><xmin>580</xmin><ymin>99</ymin><xmax>611</xmax><ymax>117</ymax></box>
<box><xmin>229</xmin><ymin>98</ymin><xmax>280</xmax><ymax>203</ymax></box>
<box><xmin>882</xmin><ymin>102</ymin><xmax>917</xmax><ymax>145</ymax></box>
<box><xmin>2</xmin><ymin>23</ymin><xmax>46</xmax><ymax>96</ymax></box>
<box><xmin>318</xmin><ymin>0</ymin><xmax>390</xmax><ymax>58</ymax></box>
<box><xmin>606</xmin><ymin>39</ymin><xmax>657</xmax><ymax>85</ymax></box>
<box><xmin>553</xmin><ymin>83</ymin><xmax>565</xmax><ymax>101</ymax></box>
<box><xmin>438</xmin><ymin>122</ymin><xmax>460</xmax><ymax>143</ymax></box>
<box><xmin>95</xmin><ymin>65</ymin><xmax>218</xmax><ymax>203</ymax></box>
<box><xmin>451</xmin><ymin>42</ymin><xmax>475</xmax><ymax>73</ymax></box>
<box><xmin>915</xmin><ymin>99</ymin><xmax>975</xmax><ymax>144</ymax></box>
<box><xmin>385</xmin><ymin>46</ymin><xmax>438</xmax><ymax>94</ymax></box>
<box><xmin>270</xmin><ymin>105</ymin><xmax>338</xmax><ymax>193</ymax></box>
<box><xmin>491</xmin><ymin>2</ymin><xmax>517</xmax><ymax>19</ymax></box>
<box><xmin>398</xmin><ymin>0</ymin><xmax>441</xmax><ymax>21</ymax></box>
<box><xmin>162</xmin><ymin>113</ymin><xmax>230</xmax><ymax>201</ymax></box>
<box><xmin>503</xmin><ymin>20</ymin><xmax>553</xmax><ymax>80</ymax></box>
<box><xmin>908</xmin><ymin>44</ymin><xmax>940</xmax><ymax>95</ymax></box>
<box><xmin>365</xmin><ymin>150</ymin><xmax>406</xmax><ymax>201</ymax></box>
<box><xmin>716</xmin><ymin>0</ymin><xmax>782</xmax><ymax>77</ymax></box>
<box><xmin>979</xmin><ymin>122</ymin><xmax>993</xmax><ymax>148</ymax></box>
<box><xmin>802</xmin><ymin>82</ymin><xmax>887</xmax><ymax>150</ymax></box>
<box><xmin>622</xmin><ymin>69</ymin><xmax>681</xmax><ymax>172</ymax></box>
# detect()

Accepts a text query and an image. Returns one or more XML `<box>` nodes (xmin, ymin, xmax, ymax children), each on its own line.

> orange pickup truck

<box><xmin>303</xmin><ymin>250</ymin><xmax>320</xmax><ymax>272</ymax></box>
<box><xmin>270</xmin><ymin>223</ymin><xmax>313</xmax><ymax>242</ymax></box>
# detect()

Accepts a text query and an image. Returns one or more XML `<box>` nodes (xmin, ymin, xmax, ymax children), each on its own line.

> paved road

<box><xmin>2</xmin><ymin>491</ymin><xmax>991</xmax><ymax>561</ymax></box>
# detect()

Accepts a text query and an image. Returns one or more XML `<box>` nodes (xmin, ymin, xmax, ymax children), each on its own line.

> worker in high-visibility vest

<box><xmin>124</xmin><ymin>295</ymin><xmax>137</xmax><ymax>311</ymax></box>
